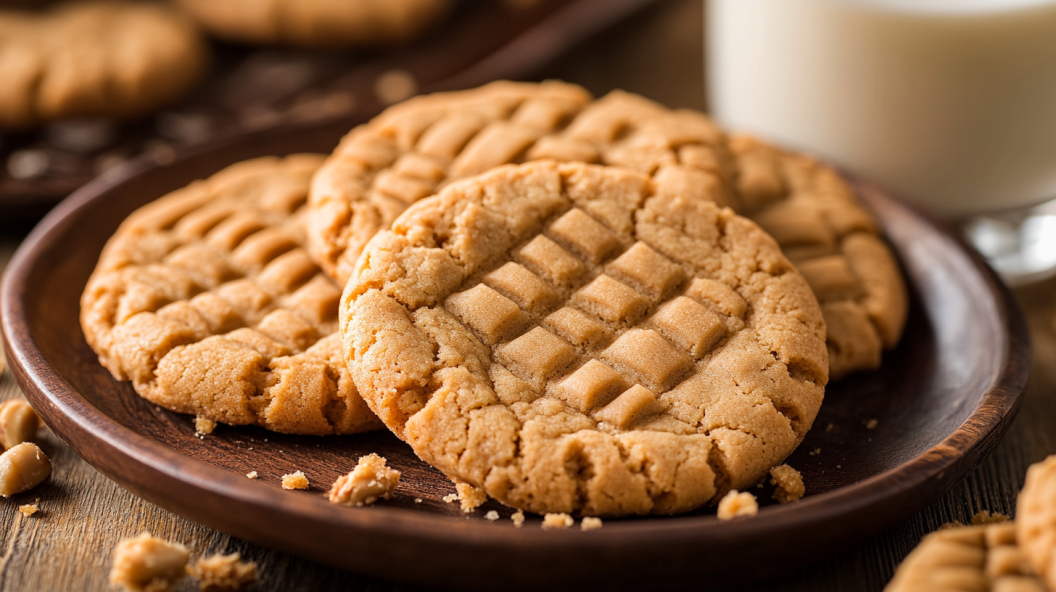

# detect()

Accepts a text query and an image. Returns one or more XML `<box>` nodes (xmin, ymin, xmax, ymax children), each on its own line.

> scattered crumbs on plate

<box><xmin>542</xmin><ymin>513</ymin><xmax>573</xmax><ymax>530</ymax></box>
<box><xmin>281</xmin><ymin>471</ymin><xmax>308</xmax><ymax>490</ymax></box>
<box><xmin>246</xmin><ymin>471</ymin><xmax>258</xmax><ymax>479</ymax></box>
<box><xmin>581</xmin><ymin>517</ymin><xmax>603</xmax><ymax>531</ymax></box>
<box><xmin>485</xmin><ymin>511</ymin><xmax>499</xmax><ymax>521</ymax></box>
<box><xmin>717</xmin><ymin>491</ymin><xmax>758</xmax><ymax>520</ymax></box>
<box><xmin>511</xmin><ymin>511</ymin><xmax>525</xmax><ymax>528</ymax></box>
<box><xmin>414</xmin><ymin>498</ymin><xmax>422</xmax><ymax>504</ymax></box>
<box><xmin>18</xmin><ymin>504</ymin><xmax>39</xmax><ymax>517</ymax></box>
<box><xmin>194</xmin><ymin>416</ymin><xmax>216</xmax><ymax>436</ymax></box>
<box><xmin>442</xmin><ymin>493</ymin><xmax>458</xmax><ymax>504</ymax></box>
<box><xmin>809</xmin><ymin>448</ymin><xmax>821</xmax><ymax>456</ymax></box>
<box><xmin>825</xmin><ymin>423</ymin><xmax>834</xmax><ymax>433</ymax></box>
<box><xmin>865</xmin><ymin>418</ymin><xmax>879</xmax><ymax>430</ymax></box>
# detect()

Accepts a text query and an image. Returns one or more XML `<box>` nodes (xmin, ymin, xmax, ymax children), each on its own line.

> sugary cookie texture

<box><xmin>342</xmin><ymin>162</ymin><xmax>827</xmax><ymax>516</ymax></box>
<box><xmin>81</xmin><ymin>155</ymin><xmax>381</xmax><ymax>435</ymax></box>
<box><xmin>0</xmin><ymin>0</ymin><xmax>208</xmax><ymax>130</ymax></box>
<box><xmin>310</xmin><ymin>81</ymin><xmax>907</xmax><ymax>379</ymax></box>
<box><xmin>175</xmin><ymin>0</ymin><xmax>450</xmax><ymax>49</ymax></box>
<box><xmin>885</xmin><ymin>522</ymin><xmax>1045</xmax><ymax>592</ymax></box>
<box><xmin>1017</xmin><ymin>454</ymin><xmax>1056</xmax><ymax>590</ymax></box>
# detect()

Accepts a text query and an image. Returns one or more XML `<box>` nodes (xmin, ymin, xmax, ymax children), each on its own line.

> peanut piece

<box><xmin>0</xmin><ymin>400</ymin><xmax>41</xmax><ymax>450</ymax></box>
<box><xmin>110</xmin><ymin>532</ymin><xmax>189</xmax><ymax>592</ymax></box>
<box><xmin>0</xmin><ymin>442</ymin><xmax>51</xmax><ymax>497</ymax></box>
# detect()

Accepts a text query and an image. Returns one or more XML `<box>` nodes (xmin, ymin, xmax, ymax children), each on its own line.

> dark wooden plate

<box><xmin>1</xmin><ymin>121</ymin><xmax>1031</xmax><ymax>590</ymax></box>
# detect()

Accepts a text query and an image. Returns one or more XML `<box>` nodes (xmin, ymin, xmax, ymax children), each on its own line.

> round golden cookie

<box><xmin>175</xmin><ymin>0</ymin><xmax>451</xmax><ymax>49</ymax></box>
<box><xmin>342</xmin><ymin>161</ymin><xmax>828</xmax><ymax>516</ymax></box>
<box><xmin>1017</xmin><ymin>455</ymin><xmax>1056</xmax><ymax>590</ymax></box>
<box><xmin>310</xmin><ymin>81</ymin><xmax>907</xmax><ymax>379</ymax></box>
<box><xmin>0</xmin><ymin>1</ymin><xmax>208</xmax><ymax>130</ymax></box>
<box><xmin>885</xmin><ymin>522</ymin><xmax>1045</xmax><ymax>592</ymax></box>
<box><xmin>81</xmin><ymin>155</ymin><xmax>382</xmax><ymax>436</ymax></box>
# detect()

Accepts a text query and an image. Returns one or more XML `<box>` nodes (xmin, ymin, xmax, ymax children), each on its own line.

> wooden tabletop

<box><xmin>1</xmin><ymin>1</ymin><xmax>1055</xmax><ymax>590</ymax></box>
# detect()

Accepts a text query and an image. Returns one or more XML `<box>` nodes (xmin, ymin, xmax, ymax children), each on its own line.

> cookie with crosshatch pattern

<box><xmin>81</xmin><ymin>155</ymin><xmax>382</xmax><ymax>435</ymax></box>
<box><xmin>884</xmin><ymin>522</ymin><xmax>1045</xmax><ymax>592</ymax></box>
<box><xmin>0</xmin><ymin>0</ymin><xmax>208</xmax><ymax>130</ymax></box>
<box><xmin>341</xmin><ymin>161</ymin><xmax>828</xmax><ymax>516</ymax></box>
<box><xmin>309</xmin><ymin>81</ymin><xmax>906</xmax><ymax>379</ymax></box>
<box><xmin>1017</xmin><ymin>455</ymin><xmax>1056</xmax><ymax>591</ymax></box>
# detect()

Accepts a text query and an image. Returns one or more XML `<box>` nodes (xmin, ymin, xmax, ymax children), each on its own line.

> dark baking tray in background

<box><xmin>0</xmin><ymin>0</ymin><xmax>659</xmax><ymax>223</ymax></box>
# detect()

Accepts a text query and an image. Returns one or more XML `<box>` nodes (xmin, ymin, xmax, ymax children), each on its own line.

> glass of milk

<box><xmin>707</xmin><ymin>0</ymin><xmax>1056</xmax><ymax>285</ymax></box>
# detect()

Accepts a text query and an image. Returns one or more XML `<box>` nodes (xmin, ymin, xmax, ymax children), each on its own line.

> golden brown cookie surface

<box><xmin>1017</xmin><ymin>455</ymin><xmax>1056</xmax><ymax>591</ymax></box>
<box><xmin>310</xmin><ymin>81</ymin><xmax>907</xmax><ymax>379</ymax></box>
<box><xmin>81</xmin><ymin>155</ymin><xmax>381</xmax><ymax>436</ymax></box>
<box><xmin>0</xmin><ymin>0</ymin><xmax>208</xmax><ymax>130</ymax></box>
<box><xmin>885</xmin><ymin>522</ymin><xmax>1045</xmax><ymax>592</ymax></box>
<box><xmin>175</xmin><ymin>0</ymin><xmax>450</xmax><ymax>49</ymax></box>
<box><xmin>342</xmin><ymin>161</ymin><xmax>827</xmax><ymax>516</ymax></box>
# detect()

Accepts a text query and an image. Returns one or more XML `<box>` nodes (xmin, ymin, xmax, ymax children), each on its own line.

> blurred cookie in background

<box><xmin>175</xmin><ymin>0</ymin><xmax>452</xmax><ymax>49</ymax></box>
<box><xmin>0</xmin><ymin>0</ymin><xmax>209</xmax><ymax>130</ymax></box>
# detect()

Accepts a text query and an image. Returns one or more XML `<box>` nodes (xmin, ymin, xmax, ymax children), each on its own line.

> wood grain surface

<box><xmin>0</xmin><ymin>1</ymin><xmax>1054</xmax><ymax>590</ymax></box>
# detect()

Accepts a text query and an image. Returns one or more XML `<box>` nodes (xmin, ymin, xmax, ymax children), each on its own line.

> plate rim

<box><xmin>0</xmin><ymin>129</ymin><xmax>1032</xmax><ymax>586</ymax></box>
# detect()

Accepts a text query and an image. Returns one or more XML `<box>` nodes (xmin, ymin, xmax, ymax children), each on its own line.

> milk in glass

<box><xmin>707</xmin><ymin>0</ymin><xmax>1056</xmax><ymax>217</ymax></box>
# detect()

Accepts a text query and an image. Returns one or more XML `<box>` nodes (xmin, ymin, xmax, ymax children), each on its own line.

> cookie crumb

<box><xmin>442</xmin><ymin>493</ymin><xmax>458</xmax><ymax>504</ymax></box>
<box><xmin>971</xmin><ymin>510</ymin><xmax>1009</xmax><ymax>525</ymax></box>
<box><xmin>717</xmin><ymin>490</ymin><xmax>758</xmax><ymax>520</ymax></box>
<box><xmin>328</xmin><ymin>453</ymin><xmax>401</xmax><ymax>507</ymax></box>
<box><xmin>194</xmin><ymin>417</ymin><xmax>216</xmax><ymax>436</ymax></box>
<box><xmin>455</xmin><ymin>482</ymin><xmax>487</xmax><ymax>513</ymax></box>
<box><xmin>414</xmin><ymin>498</ymin><xmax>422</xmax><ymax>504</ymax></box>
<box><xmin>825</xmin><ymin>423</ymin><xmax>834</xmax><ymax>433</ymax></box>
<box><xmin>864</xmin><ymin>418</ymin><xmax>879</xmax><ymax>430</ymax></box>
<box><xmin>542</xmin><ymin>513</ymin><xmax>573</xmax><ymax>530</ymax></box>
<box><xmin>809</xmin><ymin>448</ymin><xmax>821</xmax><ymax>456</ymax></box>
<box><xmin>188</xmin><ymin>552</ymin><xmax>257</xmax><ymax>592</ymax></box>
<box><xmin>281</xmin><ymin>471</ymin><xmax>308</xmax><ymax>490</ymax></box>
<box><xmin>770</xmin><ymin>464</ymin><xmax>805</xmax><ymax>504</ymax></box>
<box><xmin>245</xmin><ymin>471</ymin><xmax>258</xmax><ymax>479</ymax></box>
<box><xmin>581</xmin><ymin>517</ymin><xmax>603</xmax><ymax>531</ymax></box>
<box><xmin>511</xmin><ymin>511</ymin><xmax>525</xmax><ymax>528</ymax></box>
<box><xmin>485</xmin><ymin>510</ymin><xmax>499</xmax><ymax>521</ymax></box>
<box><xmin>110</xmin><ymin>532</ymin><xmax>189</xmax><ymax>592</ymax></box>
<box><xmin>18</xmin><ymin>504</ymin><xmax>39</xmax><ymax>517</ymax></box>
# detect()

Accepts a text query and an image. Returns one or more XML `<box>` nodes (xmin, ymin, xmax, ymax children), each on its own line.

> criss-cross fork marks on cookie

<box><xmin>311</xmin><ymin>81</ymin><xmax>907</xmax><ymax>380</ymax></box>
<box><xmin>885</xmin><ymin>522</ymin><xmax>1045</xmax><ymax>592</ymax></box>
<box><xmin>81</xmin><ymin>155</ymin><xmax>380</xmax><ymax>435</ymax></box>
<box><xmin>445</xmin><ymin>205</ymin><xmax>750</xmax><ymax>434</ymax></box>
<box><xmin>345</xmin><ymin>162</ymin><xmax>828</xmax><ymax>516</ymax></box>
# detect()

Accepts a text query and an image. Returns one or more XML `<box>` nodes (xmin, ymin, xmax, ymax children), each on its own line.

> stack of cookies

<box><xmin>80</xmin><ymin>81</ymin><xmax>910</xmax><ymax>518</ymax></box>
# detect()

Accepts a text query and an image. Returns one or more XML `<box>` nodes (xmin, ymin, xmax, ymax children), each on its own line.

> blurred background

<box><xmin>6</xmin><ymin>0</ymin><xmax>1056</xmax><ymax>286</ymax></box>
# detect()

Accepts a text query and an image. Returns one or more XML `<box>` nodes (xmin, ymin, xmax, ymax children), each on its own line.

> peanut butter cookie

<box><xmin>1017</xmin><ymin>455</ymin><xmax>1056</xmax><ymax>590</ymax></box>
<box><xmin>342</xmin><ymin>161</ymin><xmax>827</xmax><ymax>516</ymax></box>
<box><xmin>885</xmin><ymin>522</ymin><xmax>1045</xmax><ymax>592</ymax></box>
<box><xmin>175</xmin><ymin>0</ymin><xmax>450</xmax><ymax>49</ymax></box>
<box><xmin>81</xmin><ymin>155</ymin><xmax>381</xmax><ymax>435</ymax></box>
<box><xmin>310</xmin><ymin>81</ymin><xmax>907</xmax><ymax>379</ymax></box>
<box><xmin>0</xmin><ymin>0</ymin><xmax>208</xmax><ymax>130</ymax></box>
